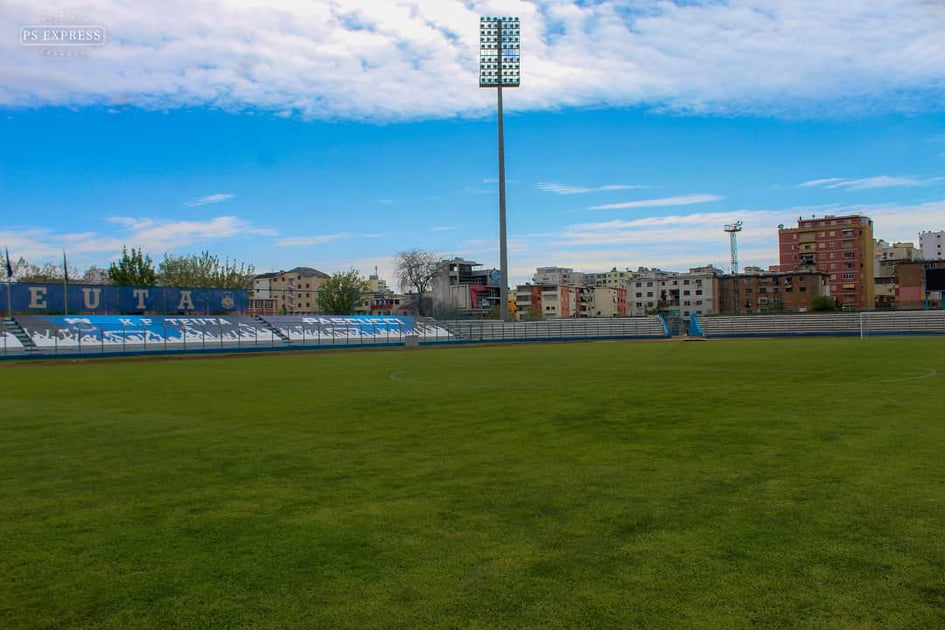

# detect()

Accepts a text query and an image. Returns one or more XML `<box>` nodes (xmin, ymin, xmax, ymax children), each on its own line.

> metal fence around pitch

<box><xmin>428</xmin><ymin>317</ymin><xmax>669</xmax><ymax>344</ymax></box>
<box><xmin>694</xmin><ymin>310</ymin><xmax>945</xmax><ymax>339</ymax></box>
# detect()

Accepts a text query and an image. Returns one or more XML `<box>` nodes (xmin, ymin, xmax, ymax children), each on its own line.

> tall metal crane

<box><xmin>724</xmin><ymin>221</ymin><xmax>743</xmax><ymax>274</ymax></box>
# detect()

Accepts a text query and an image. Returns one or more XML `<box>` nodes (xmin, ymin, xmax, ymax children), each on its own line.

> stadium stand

<box><xmin>259</xmin><ymin>315</ymin><xmax>451</xmax><ymax>345</ymax></box>
<box><xmin>437</xmin><ymin>316</ymin><xmax>669</xmax><ymax>342</ymax></box>
<box><xmin>696</xmin><ymin>310</ymin><xmax>945</xmax><ymax>338</ymax></box>
<box><xmin>15</xmin><ymin>315</ymin><xmax>280</xmax><ymax>352</ymax></box>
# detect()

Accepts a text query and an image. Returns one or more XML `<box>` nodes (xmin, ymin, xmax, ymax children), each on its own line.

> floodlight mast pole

<box><xmin>724</xmin><ymin>221</ymin><xmax>743</xmax><ymax>314</ymax></box>
<box><xmin>497</xmin><ymin>73</ymin><xmax>508</xmax><ymax>322</ymax></box>
<box><xmin>480</xmin><ymin>16</ymin><xmax>519</xmax><ymax>322</ymax></box>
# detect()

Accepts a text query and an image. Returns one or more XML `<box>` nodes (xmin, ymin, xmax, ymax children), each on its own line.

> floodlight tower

<box><xmin>724</xmin><ymin>221</ymin><xmax>743</xmax><ymax>314</ymax></box>
<box><xmin>480</xmin><ymin>16</ymin><xmax>520</xmax><ymax>322</ymax></box>
<box><xmin>724</xmin><ymin>221</ymin><xmax>743</xmax><ymax>274</ymax></box>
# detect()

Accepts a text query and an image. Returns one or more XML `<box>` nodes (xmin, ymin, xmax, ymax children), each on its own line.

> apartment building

<box><xmin>778</xmin><ymin>214</ymin><xmax>875</xmax><ymax>309</ymax></box>
<box><xmin>874</xmin><ymin>240</ymin><xmax>920</xmax><ymax>308</ymax></box>
<box><xmin>627</xmin><ymin>267</ymin><xmax>720</xmax><ymax>317</ymax></box>
<box><xmin>583</xmin><ymin>286</ymin><xmax>628</xmax><ymax>317</ymax></box>
<box><xmin>252</xmin><ymin>267</ymin><xmax>330</xmax><ymax>315</ymax></box>
<box><xmin>920</xmin><ymin>231</ymin><xmax>945</xmax><ymax>261</ymax></box>
<box><xmin>718</xmin><ymin>269</ymin><xmax>830</xmax><ymax>314</ymax></box>
<box><xmin>890</xmin><ymin>260</ymin><xmax>945</xmax><ymax>309</ymax></box>
<box><xmin>515</xmin><ymin>284</ymin><xmax>579</xmax><ymax>319</ymax></box>
<box><xmin>533</xmin><ymin>267</ymin><xmax>586</xmax><ymax>287</ymax></box>
<box><xmin>431</xmin><ymin>257</ymin><xmax>502</xmax><ymax>317</ymax></box>
<box><xmin>586</xmin><ymin>267</ymin><xmax>631</xmax><ymax>289</ymax></box>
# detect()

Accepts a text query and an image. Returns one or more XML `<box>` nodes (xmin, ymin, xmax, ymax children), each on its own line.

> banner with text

<box><xmin>1</xmin><ymin>283</ymin><xmax>247</xmax><ymax>314</ymax></box>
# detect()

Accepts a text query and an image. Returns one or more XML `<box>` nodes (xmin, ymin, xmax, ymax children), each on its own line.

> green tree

<box><xmin>523</xmin><ymin>304</ymin><xmax>543</xmax><ymax>321</ymax></box>
<box><xmin>318</xmin><ymin>269</ymin><xmax>368</xmax><ymax>315</ymax></box>
<box><xmin>394</xmin><ymin>248</ymin><xmax>439</xmax><ymax>317</ymax></box>
<box><xmin>807</xmin><ymin>295</ymin><xmax>840</xmax><ymax>312</ymax></box>
<box><xmin>158</xmin><ymin>251</ymin><xmax>255</xmax><ymax>289</ymax></box>
<box><xmin>108</xmin><ymin>246</ymin><xmax>157</xmax><ymax>286</ymax></box>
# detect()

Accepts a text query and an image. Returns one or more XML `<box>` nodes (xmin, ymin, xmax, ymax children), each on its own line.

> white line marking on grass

<box><xmin>881</xmin><ymin>368</ymin><xmax>938</xmax><ymax>383</ymax></box>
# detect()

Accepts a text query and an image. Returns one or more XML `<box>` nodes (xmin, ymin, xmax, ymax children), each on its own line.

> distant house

<box><xmin>431</xmin><ymin>258</ymin><xmax>502</xmax><ymax>318</ymax></box>
<box><xmin>251</xmin><ymin>267</ymin><xmax>330</xmax><ymax>315</ymax></box>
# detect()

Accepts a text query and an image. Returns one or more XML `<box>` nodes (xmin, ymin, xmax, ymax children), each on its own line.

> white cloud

<box><xmin>799</xmin><ymin>178</ymin><xmax>847</xmax><ymax>188</ymax></box>
<box><xmin>2</xmin><ymin>0</ymin><xmax>943</xmax><ymax>118</ymax></box>
<box><xmin>120</xmin><ymin>215</ymin><xmax>276</xmax><ymax>248</ymax></box>
<box><xmin>537</xmin><ymin>182</ymin><xmax>647</xmax><ymax>195</ymax></box>
<box><xmin>183</xmin><ymin>193</ymin><xmax>235</xmax><ymax>207</ymax></box>
<box><xmin>275</xmin><ymin>232</ymin><xmax>350</xmax><ymax>247</ymax></box>
<box><xmin>0</xmin><ymin>215</ymin><xmax>275</xmax><ymax>268</ymax></box>
<box><xmin>799</xmin><ymin>175</ymin><xmax>944</xmax><ymax>190</ymax></box>
<box><xmin>589</xmin><ymin>194</ymin><xmax>723</xmax><ymax>210</ymax></box>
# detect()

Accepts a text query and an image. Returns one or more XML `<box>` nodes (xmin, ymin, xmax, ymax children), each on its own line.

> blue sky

<box><xmin>2</xmin><ymin>0</ymin><xmax>944</xmax><ymax>287</ymax></box>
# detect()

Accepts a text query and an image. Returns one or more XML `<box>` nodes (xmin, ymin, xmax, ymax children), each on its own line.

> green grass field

<box><xmin>2</xmin><ymin>337</ymin><xmax>945</xmax><ymax>628</ymax></box>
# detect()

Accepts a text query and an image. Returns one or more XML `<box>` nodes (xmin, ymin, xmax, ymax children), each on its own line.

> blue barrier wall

<box><xmin>1</xmin><ymin>283</ymin><xmax>247</xmax><ymax>314</ymax></box>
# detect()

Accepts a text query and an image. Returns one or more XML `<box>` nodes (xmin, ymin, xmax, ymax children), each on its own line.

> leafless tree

<box><xmin>393</xmin><ymin>248</ymin><xmax>438</xmax><ymax>317</ymax></box>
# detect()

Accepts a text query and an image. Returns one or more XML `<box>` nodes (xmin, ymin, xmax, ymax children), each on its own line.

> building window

<box><xmin>695</xmin><ymin>289</ymin><xmax>703</xmax><ymax>295</ymax></box>
<box><xmin>683</xmin><ymin>290</ymin><xmax>691</xmax><ymax>296</ymax></box>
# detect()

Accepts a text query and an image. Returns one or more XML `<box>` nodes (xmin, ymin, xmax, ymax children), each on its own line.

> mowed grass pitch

<box><xmin>2</xmin><ymin>338</ymin><xmax>945</xmax><ymax>628</ymax></box>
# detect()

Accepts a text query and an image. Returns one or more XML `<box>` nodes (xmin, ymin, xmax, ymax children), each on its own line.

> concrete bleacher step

<box><xmin>254</xmin><ymin>316</ymin><xmax>291</xmax><ymax>344</ymax></box>
<box><xmin>2</xmin><ymin>318</ymin><xmax>42</xmax><ymax>352</ymax></box>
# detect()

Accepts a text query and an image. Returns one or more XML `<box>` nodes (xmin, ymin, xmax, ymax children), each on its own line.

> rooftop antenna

<box><xmin>724</xmin><ymin>221</ymin><xmax>743</xmax><ymax>274</ymax></box>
